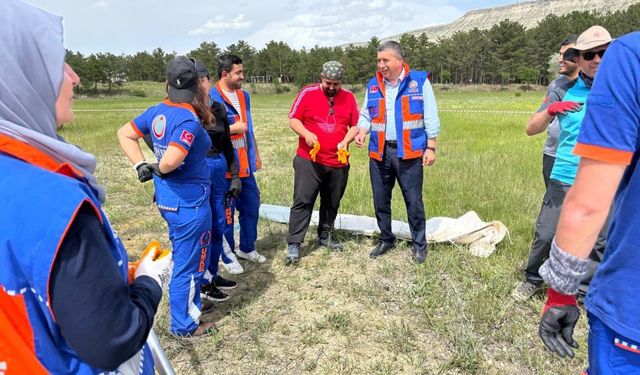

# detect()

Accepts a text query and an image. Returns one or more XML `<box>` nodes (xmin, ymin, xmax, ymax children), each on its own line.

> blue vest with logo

<box><xmin>0</xmin><ymin>152</ymin><xmax>154</xmax><ymax>374</ymax></box>
<box><xmin>366</xmin><ymin>67</ymin><xmax>429</xmax><ymax>160</ymax></box>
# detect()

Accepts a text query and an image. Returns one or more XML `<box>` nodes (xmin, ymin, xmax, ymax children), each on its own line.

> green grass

<box><xmin>58</xmin><ymin>87</ymin><xmax>589</xmax><ymax>374</ymax></box>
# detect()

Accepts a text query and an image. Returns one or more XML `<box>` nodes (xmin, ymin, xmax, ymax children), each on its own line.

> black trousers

<box><xmin>524</xmin><ymin>179</ymin><xmax>608</xmax><ymax>292</ymax></box>
<box><xmin>287</xmin><ymin>155</ymin><xmax>349</xmax><ymax>244</ymax></box>
<box><xmin>369</xmin><ymin>143</ymin><xmax>427</xmax><ymax>251</ymax></box>
<box><xmin>542</xmin><ymin>153</ymin><xmax>555</xmax><ymax>189</ymax></box>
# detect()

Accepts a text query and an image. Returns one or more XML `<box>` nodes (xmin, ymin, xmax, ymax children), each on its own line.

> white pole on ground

<box><xmin>147</xmin><ymin>328</ymin><xmax>175</xmax><ymax>375</ymax></box>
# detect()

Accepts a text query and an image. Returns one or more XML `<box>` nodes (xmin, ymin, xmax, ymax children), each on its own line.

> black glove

<box><xmin>227</xmin><ymin>175</ymin><xmax>242</xmax><ymax>198</ymax></box>
<box><xmin>539</xmin><ymin>289</ymin><xmax>580</xmax><ymax>358</ymax></box>
<box><xmin>136</xmin><ymin>161</ymin><xmax>163</xmax><ymax>183</ymax></box>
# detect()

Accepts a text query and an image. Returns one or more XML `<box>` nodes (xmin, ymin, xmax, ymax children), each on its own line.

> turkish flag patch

<box><xmin>179</xmin><ymin>130</ymin><xmax>194</xmax><ymax>146</ymax></box>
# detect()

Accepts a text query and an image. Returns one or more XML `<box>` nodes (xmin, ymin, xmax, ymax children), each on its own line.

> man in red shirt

<box><xmin>285</xmin><ymin>61</ymin><xmax>360</xmax><ymax>263</ymax></box>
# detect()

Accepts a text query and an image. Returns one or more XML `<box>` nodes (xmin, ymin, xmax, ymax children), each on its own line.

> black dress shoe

<box><xmin>412</xmin><ymin>247</ymin><xmax>427</xmax><ymax>263</ymax></box>
<box><xmin>369</xmin><ymin>241</ymin><xmax>395</xmax><ymax>258</ymax></box>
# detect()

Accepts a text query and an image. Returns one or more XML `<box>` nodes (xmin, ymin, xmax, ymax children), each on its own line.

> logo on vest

<box><xmin>152</xmin><ymin>115</ymin><xmax>166</xmax><ymax>139</ymax></box>
<box><xmin>370</xmin><ymin>86</ymin><xmax>379</xmax><ymax>93</ymax></box>
<box><xmin>409</xmin><ymin>80</ymin><xmax>418</xmax><ymax>89</ymax></box>
<box><xmin>179</xmin><ymin>130</ymin><xmax>194</xmax><ymax>147</ymax></box>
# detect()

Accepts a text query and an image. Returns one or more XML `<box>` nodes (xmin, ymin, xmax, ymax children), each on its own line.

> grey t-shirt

<box><xmin>537</xmin><ymin>75</ymin><xmax>575</xmax><ymax>157</ymax></box>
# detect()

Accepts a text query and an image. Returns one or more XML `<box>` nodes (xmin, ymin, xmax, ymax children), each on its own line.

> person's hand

<box><xmin>227</xmin><ymin>175</ymin><xmax>242</xmax><ymax>198</ymax></box>
<box><xmin>354</xmin><ymin>130</ymin><xmax>367</xmax><ymax>148</ymax></box>
<box><xmin>134</xmin><ymin>241</ymin><xmax>173</xmax><ymax>293</ymax></box>
<box><xmin>304</xmin><ymin>132</ymin><xmax>318</xmax><ymax>147</ymax></box>
<box><xmin>539</xmin><ymin>288</ymin><xmax>580</xmax><ymax>358</ymax></box>
<box><xmin>309</xmin><ymin>141</ymin><xmax>320</xmax><ymax>162</ymax></box>
<box><xmin>423</xmin><ymin>149</ymin><xmax>436</xmax><ymax>166</ymax></box>
<box><xmin>231</xmin><ymin>121</ymin><xmax>248</xmax><ymax>134</ymax></box>
<box><xmin>337</xmin><ymin>141</ymin><xmax>348</xmax><ymax>151</ymax></box>
<box><xmin>135</xmin><ymin>161</ymin><xmax>163</xmax><ymax>183</ymax></box>
<box><xmin>546</xmin><ymin>101</ymin><xmax>582</xmax><ymax>117</ymax></box>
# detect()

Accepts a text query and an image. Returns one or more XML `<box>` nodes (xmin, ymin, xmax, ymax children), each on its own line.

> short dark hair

<box><xmin>377</xmin><ymin>40</ymin><xmax>404</xmax><ymax>59</ymax></box>
<box><xmin>560</xmin><ymin>35</ymin><xmax>578</xmax><ymax>47</ymax></box>
<box><xmin>217</xmin><ymin>54</ymin><xmax>243</xmax><ymax>79</ymax></box>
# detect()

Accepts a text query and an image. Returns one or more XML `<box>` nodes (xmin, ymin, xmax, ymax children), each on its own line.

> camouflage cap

<box><xmin>321</xmin><ymin>61</ymin><xmax>345</xmax><ymax>81</ymax></box>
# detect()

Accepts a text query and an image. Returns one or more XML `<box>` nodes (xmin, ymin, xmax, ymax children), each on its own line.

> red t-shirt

<box><xmin>288</xmin><ymin>84</ymin><xmax>359</xmax><ymax>168</ymax></box>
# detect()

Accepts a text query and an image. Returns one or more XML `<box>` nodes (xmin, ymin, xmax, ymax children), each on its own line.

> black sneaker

<box><xmin>214</xmin><ymin>275</ymin><xmax>238</xmax><ymax>290</ymax></box>
<box><xmin>201</xmin><ymin>284</ymin><xmax>230</xmax><ymax>302</ymax></box>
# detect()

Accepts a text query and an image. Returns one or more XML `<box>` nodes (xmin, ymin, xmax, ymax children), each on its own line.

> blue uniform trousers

<box><xmin>204</xmin><ymin>155</ymin><xmax>227</xmax><ymax>283</ymax></box>
<box><xmin>222</xmin><ymin>173</ymin><xmax>260</xmax><ymax>257</ymax></box>
<box><xmin>369</xmin><ymin>143</ymin><xmax>427</xmax><ymax>251</ymax></box>
<box><xmin>586</xmin><ymin>313</ymin><xmax>640</xmax><ymax>374</ymax></box>
<box><xmin>157</xmin><ymin>181</ymin><xmax>212</xmax><ymax>335</ymax></box>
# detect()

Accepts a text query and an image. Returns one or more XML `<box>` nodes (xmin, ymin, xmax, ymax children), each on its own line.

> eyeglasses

<box><xmin>582</xmin><ymin>49</ymin><xmax>606</xmax><ymax>61</ymax></box>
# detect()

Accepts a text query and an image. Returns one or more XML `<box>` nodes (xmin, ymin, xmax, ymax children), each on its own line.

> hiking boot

<box><xmin>512</xmin><ymin>281</ymin><xmax>542</xmax><ymax>301</ymax></box>
<box><xmin>201</xmin><ymin>284</ymin><xmax>230</xmax><ymax>302</ymax></box>
<box><xmin>317</xmin><ymin>236</ymin><xmax>343</xmax><ymax>251</ymax></box>
<box><xmin>237</xmin><ymin>250</ymin><xmax>267</xmax><ymax>263</ymax></box>
<box><xmin>214</xmin><ymin>275</ymin><xmax>238</xmax><ymax>290</ymax></box>
<box><xmin>174</xmin><ymin>321</ymin><xmax>216</xmax><ymax>338</ymax></box>
<box><xmin>285</xmin><ymin>243</ymin><xmax>300</xmax><ymax>264</ymax></box>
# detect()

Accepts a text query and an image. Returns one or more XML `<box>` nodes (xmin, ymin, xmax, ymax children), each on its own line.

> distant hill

<box><xmin>344</xmin><ymin>0</ymin><xmax>639</xmax><ymax>46</ymax></box>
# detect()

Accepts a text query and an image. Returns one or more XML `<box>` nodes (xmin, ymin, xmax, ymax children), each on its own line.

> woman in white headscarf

<box><xmin>0</xmin><ymin>1</ymin><xmax>170</xmax><ymax>373</ymax></box>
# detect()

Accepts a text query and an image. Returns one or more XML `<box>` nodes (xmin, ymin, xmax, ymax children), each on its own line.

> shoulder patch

<box><xmin>180</xmin><ymin>130</ymin><xmax>194</xmax><ymax>147</ymax></box>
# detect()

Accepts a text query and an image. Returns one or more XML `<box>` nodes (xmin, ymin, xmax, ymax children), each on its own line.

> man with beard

<box><xmin>513</xmin><ymin>26</ymin><xmax>612</xmax><ymax>301</ymax></box>
<box><xmin>284</xmin><ymin>61</ymin><xmax>360</xmax><ymax>264</ymax></box>
<box><xmin>354</xmin><ymin>41</ymin><xmax>441</xmax><ymax>263</ymax></box>
<box><xmin>211</xmin><ymin>55</ymin><xmax>266</xmax><ymax>272</ymax></box>
<box><xmin>526</xmin><ymin>35</ymin><xmax>579</xmax><ymax>188</ymax></box>
<box><xmin>514</xmin><ymin>35</ymin><xmax>580</xmax><ymax>300</ymax></box>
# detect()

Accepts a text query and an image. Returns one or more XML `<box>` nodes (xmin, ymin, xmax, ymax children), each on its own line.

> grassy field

<box><xmin>60</xmin><ymin>84</ymin><xmax>589</xmax><ymax>374</ymax></box>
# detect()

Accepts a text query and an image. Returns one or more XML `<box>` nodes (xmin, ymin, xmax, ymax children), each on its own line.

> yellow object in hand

<box><xmin>309</xmin><ymin>141</ymin><xmax>320</xmax><ymax>162</ymax></box>
<box><xmin>337</xmin><ymin>149</ymin><xmax>350</xmax><ymax>164</ymax></box>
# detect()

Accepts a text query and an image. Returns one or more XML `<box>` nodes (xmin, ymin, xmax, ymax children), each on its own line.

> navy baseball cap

<box><xmin>166</xmin><ymin>56</ymin><xmax>197</xmax><ymax>103</ymax></box>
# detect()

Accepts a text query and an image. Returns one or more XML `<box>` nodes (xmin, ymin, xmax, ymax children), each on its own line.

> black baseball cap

<box><xmin>167</xmin><ymin>56</ymin><xmax>197</xmax><ymax>103</ymax></box>
<box><xmin>193</xmin><ymin>59</ymin><xmax>210</xmax><ymax>78</ymax></box>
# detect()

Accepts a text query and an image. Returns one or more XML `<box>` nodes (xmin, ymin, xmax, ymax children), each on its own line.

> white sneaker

<box><xmin>221</xmin><ymin>258</ymin><xmax>244</xmax><ymax>274</ymax></box>
<box><xmin>237</xmin><ymin>250</ymin><xmax>266</xmax><ymax>263</ymax></box>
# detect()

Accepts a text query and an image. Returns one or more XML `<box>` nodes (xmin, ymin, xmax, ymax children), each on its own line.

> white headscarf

<box><xmin>0</xmin><ymin>0</ymin><xmax>106</xmax><ymax>202</ymax></box>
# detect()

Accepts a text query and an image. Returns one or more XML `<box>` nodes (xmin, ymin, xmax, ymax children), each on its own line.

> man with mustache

<box><xmin>285</xmin><ymin>61</ymin><xmax>360</xmax><ymax>264</ymax></box>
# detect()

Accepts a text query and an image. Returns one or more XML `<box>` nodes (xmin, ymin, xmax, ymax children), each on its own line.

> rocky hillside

<box><xmin>348</xmin><ymin>0</ymin><xmax>638</xmax><ymax>45</ymax></box>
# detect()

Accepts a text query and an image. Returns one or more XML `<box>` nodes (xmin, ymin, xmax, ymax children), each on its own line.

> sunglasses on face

<box><xmin>582</xmin><ymin>49</ymin><xmax>606</xmax><ymax>61</ymax></box>
<box><xmin>562</xmin><ymin>49</ymin><xmax>579</xmax><ymax>63</ymax></box>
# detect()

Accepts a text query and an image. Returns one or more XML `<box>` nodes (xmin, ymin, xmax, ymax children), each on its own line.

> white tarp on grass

<box><xmin>259</xmin><ymin>204</ymin><xmax>508</xmax><ymax>257</ymax></box>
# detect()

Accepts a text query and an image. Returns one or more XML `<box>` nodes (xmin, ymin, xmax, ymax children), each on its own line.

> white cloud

<box><xmin>188</xmin><ymin>14</ymin><xmax>253</xmax><ymax>36</ymax></box>
<box><xmin>89</xmin><ymin>1</ymin><xmax>108</xmax><ymax>8</ymax></box>
<box><xmin>244</xmin><ymin>1</ymin><xmax>461</xmax><ymax>49</ymax></box>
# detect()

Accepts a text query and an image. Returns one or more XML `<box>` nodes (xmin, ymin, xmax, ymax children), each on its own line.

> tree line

<box><xmin>66</xmin><ymin>4</ymin><xmax>640</xmax><ymax>93</ymax></box>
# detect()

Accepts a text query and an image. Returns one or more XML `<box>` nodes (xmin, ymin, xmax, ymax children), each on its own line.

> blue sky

<box><xmin>27</xmin><ymin>0</ymin><xmax>516</xmax><ymax>54</ymax></box>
